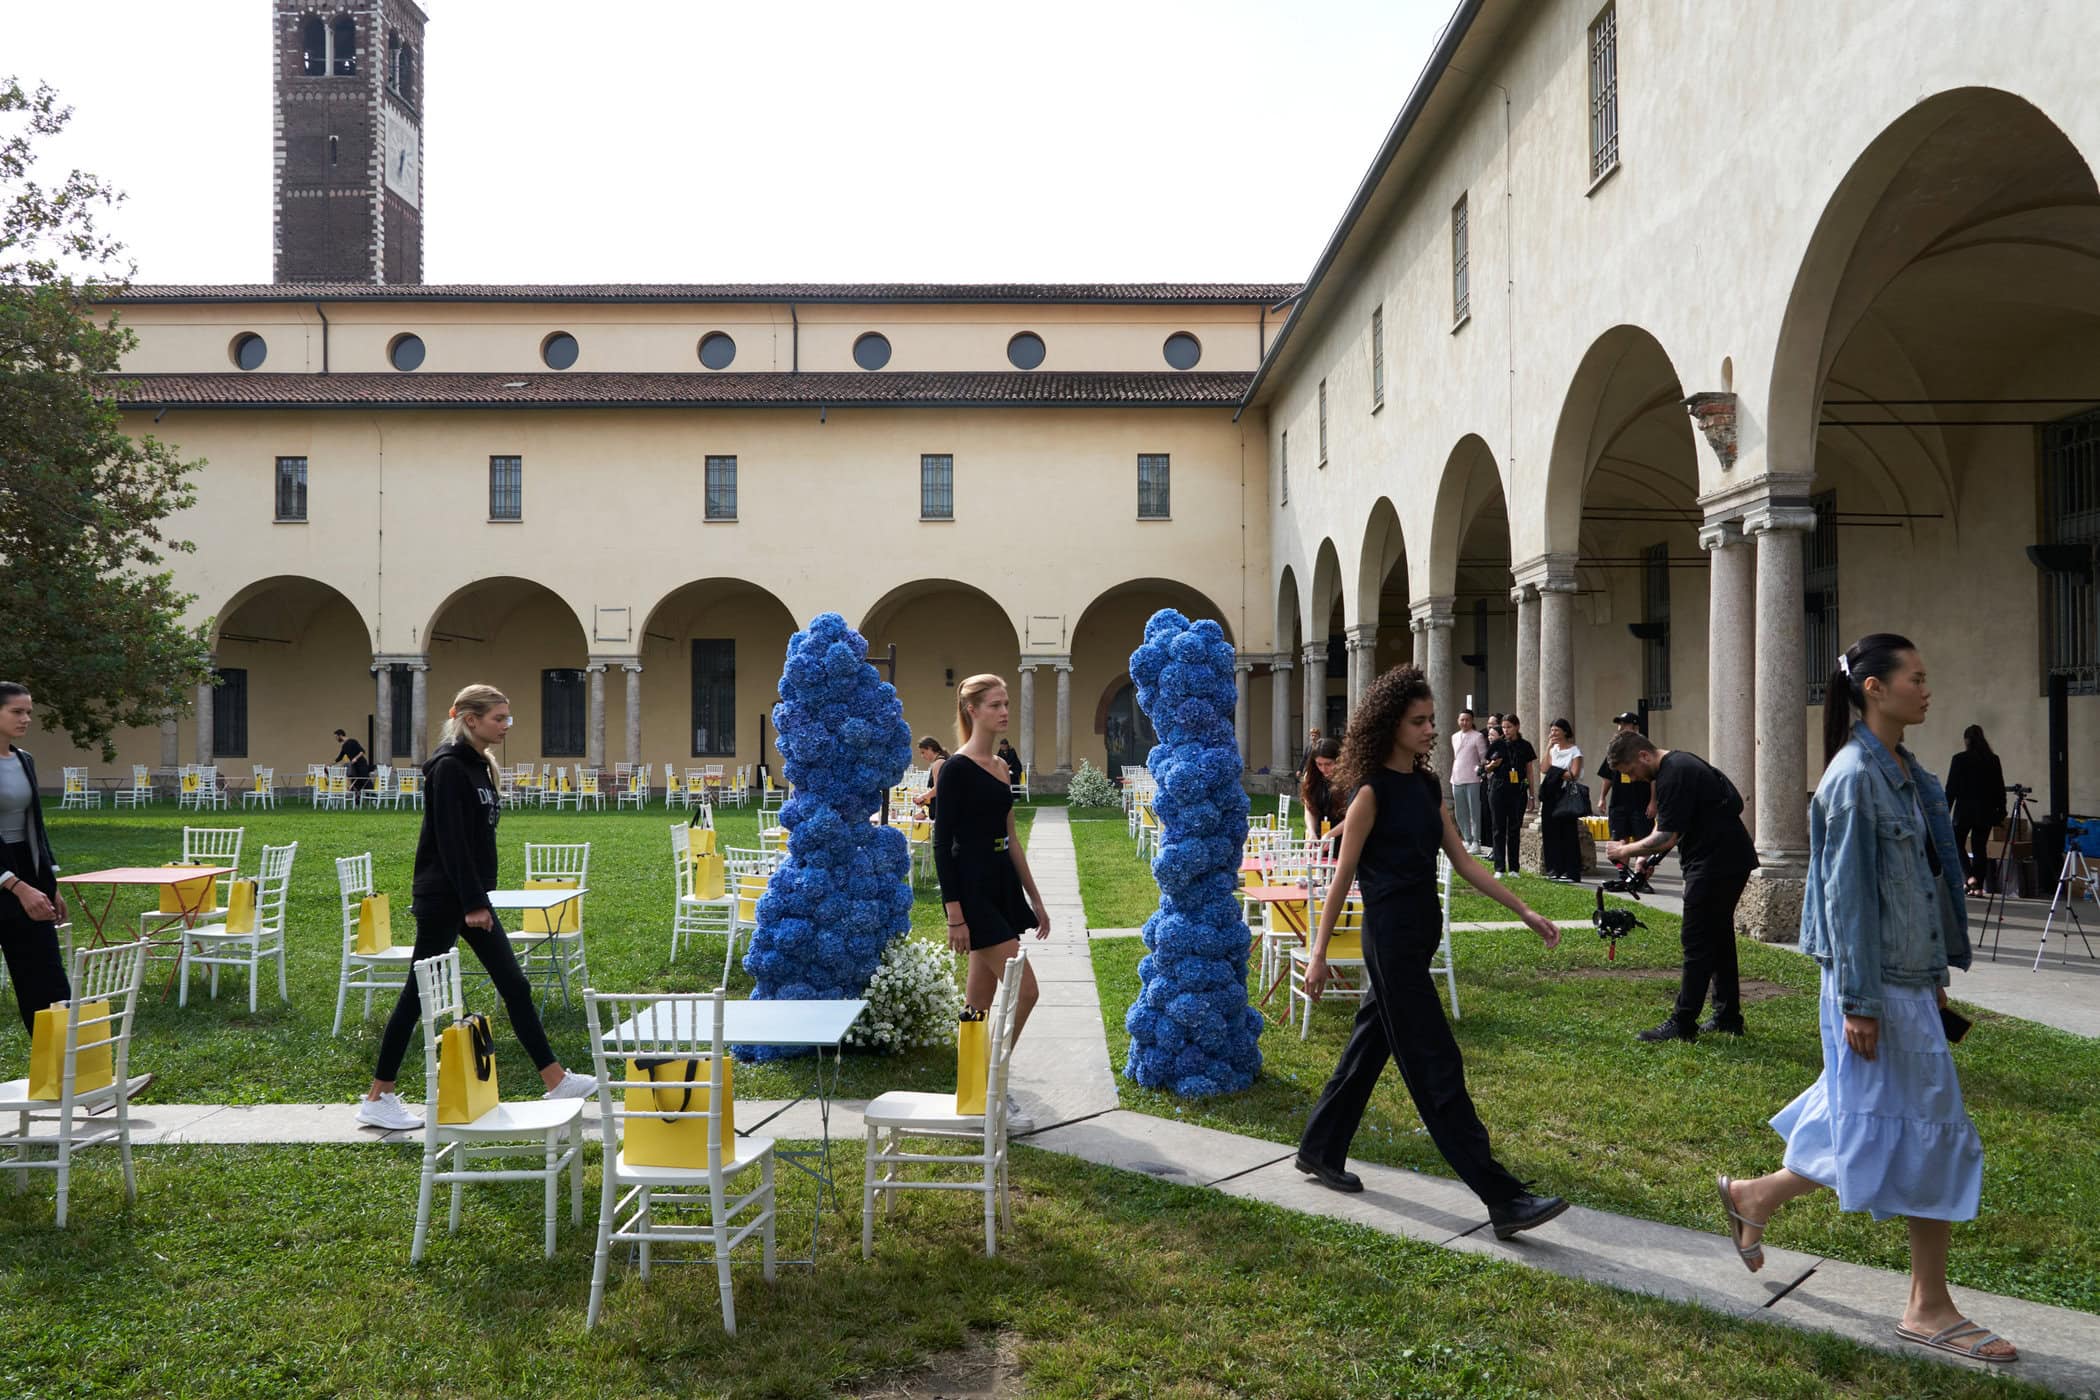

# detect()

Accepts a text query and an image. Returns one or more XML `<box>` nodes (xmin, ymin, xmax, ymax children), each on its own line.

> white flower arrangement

<box><xmin>1066</xmin><ymin>758</ymin><xmax>1119</xmax><ymax>810</ymax></box>
<box><xmin>846</xmin><ymin>933</ymin><xmax>962</xmax><ymax>1052</ymax></box>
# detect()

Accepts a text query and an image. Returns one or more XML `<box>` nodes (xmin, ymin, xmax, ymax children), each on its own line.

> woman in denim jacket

<box><xmin>1716</xmin><ymin>634</ymin><xmax>2014</xmax><ymax>1365</ymax></box>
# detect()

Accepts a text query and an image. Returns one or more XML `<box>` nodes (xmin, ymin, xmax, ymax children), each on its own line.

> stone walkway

<box><xmin>50</xmin><ymin>805</ymin><xmax>2100</xmax><ymax>1395</ymax></box>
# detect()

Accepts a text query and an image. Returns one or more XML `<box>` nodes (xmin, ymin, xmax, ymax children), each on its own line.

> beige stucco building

<box><xmin>70</xmin><ymin>0</ymin><xmax>2100</xmax><ymax>931</ymax></box>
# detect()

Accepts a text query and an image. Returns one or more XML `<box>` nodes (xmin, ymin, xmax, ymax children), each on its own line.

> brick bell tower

<box><xmin>272</xmin><ymin>2</ymin><xmax>427</xmax><ymax>283</ymax></box>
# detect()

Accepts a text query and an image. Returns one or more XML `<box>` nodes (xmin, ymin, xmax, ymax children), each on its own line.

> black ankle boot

<box><xmin>1636</xmin><ymin>1016</ymin><xmax>1697</xmax><ymax>1044</ymax></box>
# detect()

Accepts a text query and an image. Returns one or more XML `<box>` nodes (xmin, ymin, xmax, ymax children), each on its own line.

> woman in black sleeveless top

<box><xmin>1295</xmin><ymin>666</ymin><xmax>1571</xmax><ymax>1240</ymax></box>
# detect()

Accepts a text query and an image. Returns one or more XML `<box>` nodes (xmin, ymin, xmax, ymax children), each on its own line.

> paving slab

<box><xmin>104</xmin><ymin>1103</ymin><xmax>229</xmax><ymax>1145</ymax></box>
<box><xmin>1033</xmin><ymin>976</ymin><xmax>1107</xmax><ymax>1008</ymax></box>
<box><xmin>1767</xmin><ymin>1257</ymin><xmax>2100</xmax><ymax>1396</ymax></box>
<box><xmin>159</xmin><ymin>1103</ymin><xmax>402</xmax><ymax>1145</ymax></box>
<box><xmin>1022</xmin><ymin>1109</ymin><xmax>1293</xmax><ymax>1187</ymax></box>
<box><xmin>1087</xmin><ymin>927</ymin><xmax>1146</xmax><ymax>940</ymax></box>
<box><xmin>1446</xmin><ymin>1201</ymin><xmax>1821</xmax><ymax>1319</ymax></box>
<box><xmin>1213</xmin><ymin>1155</ymin><xmax>1487</xmax><ymax>1245</ymax></box>
<box><xmin>1014</xmin><ymin>1003</ymin><xmax>1115</xmax><ymax>1040</ymax></box>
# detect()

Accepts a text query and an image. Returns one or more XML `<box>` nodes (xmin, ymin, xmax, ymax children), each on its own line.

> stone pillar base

<box><xmin>1740</xmin><ymin>869</ymin><xmax>1806</xmax><ymax>942</ymax></box>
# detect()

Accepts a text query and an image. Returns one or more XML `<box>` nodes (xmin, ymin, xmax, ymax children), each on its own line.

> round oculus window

<box><xmin>1007</xmin><ymin>332</ymin><xmax>1046</xmax><ymax>371</ymax></box>
<box><xmin>853</xmin><ymin>332</ymin><xmax>892</xmax><ymax>371</ymax></box>
<box><xmin>540</xmin><ymin>332</ymin><xmax>579</xmax><ymax>370</ymax></box>
<box><xmin>388</xmin><ymin>333</ymin><xmax>426</xmax><ymax>372</ymax></box>
<box><xmin>231</xmin><ymin>332</ymin><xmax>268</xmax><ymax>371</ymax></box>
<box><xmin>698</xmin><ymin>331</ymin><xmax>736</xmax><ymax>370</ymax></box>
<box><xmin>1162</xmin><ymin>332</ymin><xmax>1202</xmax><ymax>371</ymax></box>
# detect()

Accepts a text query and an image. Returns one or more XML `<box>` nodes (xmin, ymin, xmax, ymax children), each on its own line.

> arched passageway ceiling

<box><xmin>423</xmin><ymin>576</ymin><xmax>589</xmax><ymax>650</ymax></box>
<box><xmin>1072</xmin><ymin>577</ymin><xmax>1236</xmax><ymax>649</ymax></box>
<box><xmin>1545</xmin><ymin>327</ymin><xmax>1701</xmax><ymax>560</ymax></box>
<box><xmin>858</xmin><ymin>578</ymin><xmax>1020</xmax><ymax>650</ymax></box>
<box><xmin>1426</xmin><ymin>433</ymin><xmax>1512</xmax><ymax>603</ymax></box>
<box><xmin>1357</xmin><ymin>497</ymin><xmax>1407</xmax><ymax>628</ymax></box>
<box><xmin>1310</xmin><ymin>537</ymin><xmax>1345</xmax><ymax>637</ymax></box>
<box><xmin>641</xmin><ymin>578</ymin><xmax>801</xmax><ymax>643</ymax></box>
<box><xmin>1275</xmin><ymin>566</ymin><xmax>1303</xmax><ymax>652</ymax></box>
<box><xmin>213</xmin><ymin>575</ymin><xmax>372</xmax><ymax>651</ymax></box>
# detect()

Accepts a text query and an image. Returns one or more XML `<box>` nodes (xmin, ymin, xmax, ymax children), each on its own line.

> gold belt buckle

<box><xmin>992</xmin><ymin>836</ymin><xmax>1009</xmax><ymax>852</ymax></box>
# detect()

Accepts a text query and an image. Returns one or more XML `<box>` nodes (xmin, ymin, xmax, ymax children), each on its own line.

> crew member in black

<box><xmin>935</xmin><ymin>674</ymin><xmax>1050</xmax><ymax>1133</ymax></box>
<box><xmin>333</xmin><ymin>727</ymin><xmax>374</xmax><ymax>793</ymax></box>
<box><xmin>1477</xmin><ymin>714</ymin><xmax>1505</xmax><ymax>858</ymax></box>
<box><xmin>1295</xmin><ymin>666</ymin><xmax>1568</xmax><ymax>1240</ymax></box>
<box><xmin>0</xmin><ymin>682</ymin><xmax>70</xmax><ymax>1032</ymax></box>
<box><xmin>1488</xmin><ymin>714</ymin><xmax>1538</xmax><ymax>876</ymax></box>
<box><xmin>910</xmin><ymin>735</ymin><xmax>948</xmax><ymax>816</ymax></box>
<box><xmin>1943</xmin><ymin>725</ymin><xmax>2005</xmax><ymax>895</ymax></box>
<box><xmin>1299</xmin><ymin>736</ymin><xmax>1348</xmax><ymax>842</ymax></box>
<box><xmin>356</xmin><ymin>683</ymin><xmax>596</xmax><ymax>1131</ymax></box>
<box><xmin>1603</xmin><ymin>731</ymin><xmax>1760</xmax><ymax>1041</ymax></box>
<box><xmin>996</xmin><ymin>738</ymin><xmax>1023</xmax><ymax>786</ymax></box>
<box><xmin>1595</xmin><ymin>710</ymin><xmax>1654</xmax><ymax>844</ymax></box>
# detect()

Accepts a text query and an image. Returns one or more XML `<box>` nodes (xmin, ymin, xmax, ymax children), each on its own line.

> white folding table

<box><xmin>484</xmin><ymin>886</ymin><xmax>588</xmax><ymax>1006</ymax></box>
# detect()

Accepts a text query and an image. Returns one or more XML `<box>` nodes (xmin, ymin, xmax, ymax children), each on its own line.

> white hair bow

<box><xmin>1836</xmin><ymin>653</ymin><xmax>1852</xmax><ymax>678</ymax></box>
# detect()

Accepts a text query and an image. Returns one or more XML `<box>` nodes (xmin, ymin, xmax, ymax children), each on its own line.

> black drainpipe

<box><xmin>313</xmin><ymin>300</ymin><xmax>331</xmax><ymax>373</ymax></box>
<box><xmin>789</xmin><ymin>302</ymin><xmax>799</xmax><ymax>373</ymax></box>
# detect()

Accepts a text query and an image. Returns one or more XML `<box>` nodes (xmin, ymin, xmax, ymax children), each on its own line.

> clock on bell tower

<box><xmin>272</xmin><ymin>1</ymin><xmax>427</xmax><ymax>284</ymax></box>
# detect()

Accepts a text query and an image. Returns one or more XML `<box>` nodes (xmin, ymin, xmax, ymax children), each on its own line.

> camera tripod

<box><xmin>1983</xmin><ymin>785</ymin><xmax>2038</xmax><ymax>962</ymax></box>
<box><xmin>2032</xmin><ymin>817</ymin><xmax>2097</xmax><ymax>970</ymax></box>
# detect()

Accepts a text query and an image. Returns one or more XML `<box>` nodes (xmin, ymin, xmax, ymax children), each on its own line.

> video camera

<box><xmin>1592</xmin><ymin>886</ymin><xmax>1645</xmax><ymax>961</ymax></box>
<box><xmin>1600</xmin><ymin>851</ymin><xmax>1662</xmax><ymax>899</ymax></box>
<box><xmin>2006</xmin><ymin>784</ymin><xmax>2033</xmax><ymax>797</ymax></box>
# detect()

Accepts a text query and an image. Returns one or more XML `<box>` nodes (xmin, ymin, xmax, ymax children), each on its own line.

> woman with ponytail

<box><xmin>910</xmin><ymin>735</ymin><xmax>947</xmax><ymax>814</ymax></box>
<box><xmin>356</xmin><ymin>684</ymin><xmax>596</xmax><ymax>1130</ymax></box>
<box><xmin>1298</xmin><ymin>736</ymin><xmax>1347</xmax><ymax>843</ymax></box>
<box><xmin>1717</xmin><ymin>636</ymin><xmax>2014</xmax><ymax>1364</ymax></box>
<box><xmin>932</xmin><ymin>674</ymin><xmax>1049</xmax><ymax>1133</ymax></box>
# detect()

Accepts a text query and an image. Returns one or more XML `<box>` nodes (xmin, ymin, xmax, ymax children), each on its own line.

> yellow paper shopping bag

<box><xmin>158</xmin><ymin>863</ymin><xmax>214</xmax><ymax>915</ymax></box>
<box><xmin>735</xmin><ymin>872</ymin><xmax>767</xmax><ymax>926</ymax></box>
<box><xmin>223</xmin><ymin>878</ymin><xmax>258</xmax><ymax>934</ymax></box>
<box><xmin>689</xmin><ymin>834</ymin><xmax>726</xmax><ymax>900</ymax></box>
<box><xmin>355</xmin><ymin>893</ymin><xmax>393</xmax><ymax>954</ymax></box>
<box><xmin>622</xmin><ymin>1057</ymin><xmax>733</xmax><ymax>1167</ymax></box>
<box><xmin>435</xmin><ymin>1013</ymin><xmax>499</xmax><ymax>1124</ymax></box>
<box><xmin>522</xmin><ymin>878</ymin><xmax>580</xmax><ymax>934</ymax></box>
<box><xmin>29</xmin><ymin>1001</ymin><xmax>114</xmax><ymax>1100</ymax></box>
<box><xmin>955</xmin><ymin>1007</ymin><xmax>990</xmax><ymax>1115</ymax></box>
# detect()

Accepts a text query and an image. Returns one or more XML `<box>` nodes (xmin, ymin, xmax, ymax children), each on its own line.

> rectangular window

<box><xmin>1452</xmin><ymin>194</ymin><xmax>1471</xmax><ymax>323</ymax></box>
<box><xmin>274</xmin><ymin>457</ymin><xmax>308</xmax><ymax>522</ymax></box>
<box><xmin>540</xmin><ymin>669</ymin><xmax>586</xmax><ymax>757</ymax></box>
<box><xmin>1318</xmin><ymin>380</ymin><xmax>1328</xmax><ymax>465</ymax></box>
<box><xmin>1588</xmin><ymin>4</ymin><xmax>1620</xmax><ymax>182</ymax></box>
<box><xmin>920</xmin><ymin>453</ymin><xmax>954</xmax><ymax>520</ymax></box>
<box><xmin>691</xmin><ymin>639</ymin><xmax>736</xmax><ymax>756</ymax></box>
<box><xmin>1371</xmin><ymin>306</ymin><xmax>1385</xmax><ymax>409</ymax></box>
<box><xmin>1803</xmin><ymin>491</ymin><xmax>1840</xmax><ymax>705</ymax></box>
<box><xmin>1137</xmin><ymin>453</ymin><xmax>1171</xmax><ymax>519</ymax></box>
<box><xmin>2041</xmin><ymin>408</ymin><xmax>2100</xmax><ymax>694</ymax></box>
<box><xmin>1280</xmin><ymin>430</ymin><xmax>1289</xmax><ymax>506</ymax></box>
<box><xmin>1642</xmin><ymin>543</ymin><xmax>1672</xmax><ymax>711</ymax></box>
<box><xmin>212</xmin><ymin>668</ymin><xmax>248</xmax><ymax>758</ymax></box>
<box><xmin>388</xmin><ymin>664</ymin><xmax>413</xmax><ymax>757</ymax></box>
<box><xmin>704</xmin><ymin>455</ymin><xmax>737</xmax><ymax>521</ymax></box>
<box><xmin>488</xmin><ymin>455</ymin><xmax>522</xmax><ymax>520</ymax></box>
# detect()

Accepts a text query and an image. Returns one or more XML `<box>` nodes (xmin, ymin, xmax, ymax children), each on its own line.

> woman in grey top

<box><xmin>0</xmin><ymin>682</ymin><xmax>70</xmax><ymax>1031</ymax></box>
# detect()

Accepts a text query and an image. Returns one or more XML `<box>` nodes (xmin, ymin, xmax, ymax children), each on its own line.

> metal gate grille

<box><xmin>2042</xmin><ymin>409</ymin><xmax>2100</xmax><ymax>694</ymax></box>
<box><xmin>1803</xmin><ymin>491</ymin><xmax>1839</xmax><ymax>705</ymax></box>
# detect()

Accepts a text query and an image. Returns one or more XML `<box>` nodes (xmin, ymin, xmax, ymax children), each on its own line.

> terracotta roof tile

<box><xmin>103</xmin><ymin>282</ymin><xmax>1303</xmax><ymax>305</ymax></box>
<box><xmin>104</xmin><ymin>371</ymin><xmax>1254</xmax><ymax>409</ymax></box>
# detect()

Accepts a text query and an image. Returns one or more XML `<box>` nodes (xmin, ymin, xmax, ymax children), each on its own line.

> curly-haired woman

<box><xmin>1295</xmin><ymin>667</ymin><xmax>1569</xmax><ymax>1240</ymax></box>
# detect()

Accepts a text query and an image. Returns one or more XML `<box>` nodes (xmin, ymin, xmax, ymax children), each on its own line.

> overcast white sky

<box><xmin>8</xmin><ymin>0</ymin><xmax>1450</xmax><ymax>285</ymax></box>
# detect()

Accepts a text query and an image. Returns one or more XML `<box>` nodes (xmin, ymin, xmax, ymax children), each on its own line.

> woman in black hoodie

<box><xmin>356</xmin><ymin>684</ymin><xmax>596</xmax><ymax>1131</ymax></box>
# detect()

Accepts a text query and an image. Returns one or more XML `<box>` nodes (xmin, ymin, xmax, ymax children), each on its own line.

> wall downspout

<box><xmin>789</xmin><ymin>302</ymin><xmax>799</xmax><ymax>374</ymax></box>
<box><xmin>313</xmin><ymin>301</ymin><xmax>330</xmax><ymax>374</ymax></box>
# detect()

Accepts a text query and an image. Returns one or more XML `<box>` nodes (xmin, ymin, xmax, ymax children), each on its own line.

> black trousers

<box><xmin>374</xmin><ymin>906</ymin><xmax>558</xmax><ymax>1082</ymax></box>
<box><xmin>0</xmin><ymin>841</ymin><xmax>68</xmax><ymax>1034</ymax></box>
<box><xmin>1489</xmin><ymin>783</ymin><xmax>1527</xmax><ymax>873</ymax></box>
<box><xmin>1299</xmin><ymin>897</ymin><xmax>1527</xmax><ymax>1206</ymax></box>
<box><xmin>1954</xmin><ymin>821</ymin><xmax>1992</xmax><ymax>884</ymax></box>
<box><xmin>1541</xmin><ymin>814</ymin><xmax>1582</xmax><ymax>880</ymax></box>
<box><xmin>1607</xmin><ymin>807</ymin><xmax>1654</xmax><ymax>844</ymax></box>
<box><xmin>1673</xmin><ymin>867</ymin><xmax>1752</xmax><ymax>1029</ymax></box>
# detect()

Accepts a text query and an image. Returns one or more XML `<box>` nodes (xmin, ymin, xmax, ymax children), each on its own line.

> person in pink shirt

<box><xmin>1449</xmin><ymin>710</ymin><xmax>1488</xmax><ymax>853</ymax></box>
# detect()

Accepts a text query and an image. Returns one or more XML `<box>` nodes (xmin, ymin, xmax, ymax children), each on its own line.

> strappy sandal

<box><xmin>1715</xmin><ymin>1174</ymin><xmax>1765</xmax><ymax>1272</ymax></box>
<box><xmin>1894</xmin><ymin>1319</ymin><xmax>2019</xmax><ymax>1364</ymax></box>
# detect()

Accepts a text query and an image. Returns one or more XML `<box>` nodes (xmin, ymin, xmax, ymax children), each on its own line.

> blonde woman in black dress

<box><xmin>934</xmin><ymin>674</ymin><xmax>1050</xmax><ymax>1132</ymax></box>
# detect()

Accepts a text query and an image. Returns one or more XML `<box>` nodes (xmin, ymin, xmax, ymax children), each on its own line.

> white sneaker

<box><xmin>356</xmin><ymin>1092</ymin><xmax>424</xmax><ymax>1131</ymax></box>
<box><xmin>1004</xmin><ymin>1098</ymin><xmax>1036</xmax><ymax>1134</ymax></box>
<box><xmin>544</xmin><ymin>1069</ymin><xmax>598</xmax><ymax>1101</ymax></box>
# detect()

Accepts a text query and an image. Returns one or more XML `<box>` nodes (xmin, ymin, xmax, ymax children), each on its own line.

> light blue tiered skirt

<box><xmin>1769</xmin><ymin>977</ymin><xmax>1982</xmax><ymax>1222</ymax></box>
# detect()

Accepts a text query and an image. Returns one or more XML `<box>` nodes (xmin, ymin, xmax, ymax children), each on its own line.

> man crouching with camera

<box><xmin>1601</xmin><ymin>732</ymin><xmax>1759</xmax><ymax>1043</ymax></box>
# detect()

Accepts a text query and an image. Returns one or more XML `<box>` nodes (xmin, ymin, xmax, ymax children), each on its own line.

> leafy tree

<box><xmin>1</xmin><ymin>78</ymin><xmax>210</xmax><ymax>760</ymax></box>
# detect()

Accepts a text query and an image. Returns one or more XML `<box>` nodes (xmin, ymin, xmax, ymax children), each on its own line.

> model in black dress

<box><xmin>1294</xmin><ymin>666</ymin><xmax>1570</xmax><ymax>1240</ymax></box>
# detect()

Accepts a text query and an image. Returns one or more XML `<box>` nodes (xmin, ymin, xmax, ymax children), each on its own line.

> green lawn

<box><xmin>0</xmin><ymin>1141</ymin><xmax>2046</xmax><ymax>1400</ymax></box>
<box><xmin>1080</xmin><ymin>821</ymin><xmax>2100</xmax><ymax>1315</ymax></box>
<box><xmin>13</xmin><ymin>801</ymin><xmax>1031</xmax><ymax>1106</ymax></box>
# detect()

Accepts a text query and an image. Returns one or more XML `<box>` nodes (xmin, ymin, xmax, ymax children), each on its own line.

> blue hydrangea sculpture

<box><xmin>1121</xmin><ymin>609</ymin><xmax>1262</xmax><ymax>1096</ymax></box>
<box><xmin>739</xmin><ymin>612</ymin><xmax>915</xmax><ymax>1060</ymax></box>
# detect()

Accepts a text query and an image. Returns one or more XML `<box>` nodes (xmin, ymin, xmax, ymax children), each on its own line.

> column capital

<box><xmin>1299</xmin><ymin>642</ymin><xmax>1326</xmax><ymax>666</ymax></box>
<box><xmin>1233</xmin><ymin>658</ymin><xmax>1255</xmax><ymax>675</ymax></box>
<box><xmin>1343</xmin><ymin>622</ymin><xmax>1377</xmax><ymax>648</ymax></box>
<box><xmin>1511</xmin><ymin>552</ymin><xmax>1579</xmax><ymax>594</ymax></box>
<box><xmin>1018</xmin><ymin>653</ymin><xmax>1068</xmax><ymax>671</ymax></box>
<box><xmin>1696</xmin><ymin>469</ymin><xmax>1816</xmax><ymax>527</ymax></box>
<box><xmin>1407</xmin><ymin>595</ymin><xmax>1457</xmax><ymax>631</ymax></box>
<box><xmin>1743</xmin><ymin>503</ymin><xmax>1819</xmax><ymax>537</ymax></box>
<box><xmin>1697</xmin><ymin>518</ymin><xmax>1748</xmax><ymax>552</ymax></box>
<box><xmin>1270</xmin><ymin>652</ymin><xmax>1294</xmax><ymax>672</ymax></box>
<box><xmin>372</xmin><ymin>651</ymin><xmax>427</xmax><ymax>668</ymax></box>
<box><xmin>621</xmin><ymin>661</ymin><xmax>643</xmax><ymax>674</ymax></box>
<box><xmin>583</xmin><ymin>662</ymin><xmax>609</xmax><ymax>675</ymax></box>
<box><xmin>1053</xmin><ymin>661</ymin><xmax>1073</xmax><ymax>675</ymax></box>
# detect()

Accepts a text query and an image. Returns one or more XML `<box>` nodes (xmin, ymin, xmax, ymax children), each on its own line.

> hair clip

<box><xmin>1836</xmin><ymin>654</ymin><xmax>1852</xmax><ymax>678</ymax></box>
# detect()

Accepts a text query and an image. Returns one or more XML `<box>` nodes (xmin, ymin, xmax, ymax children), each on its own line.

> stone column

<box><xmin>622</xmin><ymin>661</ymin><xmax>643</xmax><ymax>765</ymax></box>
<box><xmin>585</xmin><ymin>662</ymin><xmax>609</xmax><ymax>770</ymax></box>
<box><xmin>1054</xmin><ymin>661</ymin><xmax>1073</xmax><ymax>773</ymax></box>
<box><xmin>195</xmin><ymin>679</ymin><xmax>214</xmax><ymax>765</ymax></box>
<box><xmin>159</xmin><ymin>713</ymin><xmax>180</xmax><ymax>770</ymax></box>
<box><xmin>1233</xmin><ymin>659</ymin><xmax>1253</xmax><ymax>768</ymax></box>
<box><xmin>371</xmin><ymin>663</ymin><xmax>394</xmax><ymax>764</ymax></box>
<box><xmin>1538</xmin><ymin>583</ymin><xmax>1575</xmax><ymax>734</ymax></box>
<box><xmin>1016</xmin><ymin>664</ymin><xmax>1037</xmax><ymax>773</ymax></box>
<box><xmin>1744</xmin><ymin>502</ymin><xmax>1819</xmax><ymax>938</ymax></box>
<box><xmin>1269</xmin><ymin>654</ymin><xmax>1294</xmax><ymax>776</ymax></box>
<box><xmin>1301</xmin><ymin>642</ymin><xmax>1326</xmax><ymax>747</ymax></box>
<box><xmin>1345</xmin><ymin>622</ymin><xmax>1378</xmax><ymax>710</ymax></box>
<box><xmin>1511</xmin><ymin>585</ymin><xmax>1539</xmax><ymax>729</ymax></box>
<box><xmin>408</xmin><ymin>662</ymin><xmax>429</xmax><ymax>762</ymax></box>
<box><xmin>1410</xmin><ymin>596</ymin><xmax>1457</xmax><ymax>784</ymax></box>
<box><xmin>1701</xmin><ymin>519</ymin><xmax>1756</xmax><ymax>814</ymax></box>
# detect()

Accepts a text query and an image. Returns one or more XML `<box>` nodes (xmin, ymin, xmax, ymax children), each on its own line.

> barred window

<box><xmin>1452</xmin><ymin>194</ymin><xmax>1470</xmax><ymax>323</ymax></box>
<box><xmin>2041</xmin><ymin>408</ymin><xmax>2100</xmax><ymax>694</ymax></box>
<box><xmin>1803</xmin><ymin>491</ymin><xmax>1840</xmax><ymax>705</ymax></box>
<box><xmin>1371</xmin><ymin>306</ymin><xmax>1385</xmax><ymax>409</ymax></box>
<box><xmin>541</xmin><ymin>670</ymin><xmax>586</xmax><ymax>757</ymax></box>
<box><xmin>1588</xmin><ymin>4</ymin><xmax>1619</xmax><ymax>182</ymax></box>
<box><xmin>488</xmin><ymin>455</ymin><xmax>522</xmax><ymax>520</ymax></box>
<box><xmin>691</xmin><ymin>639</ymin><xmax>736</xmax><ymax>756</ymax></box>
<box><xmin>1318</xmin><ymin>380</ymin><xmax>1328</xmax><ymax>465</ymax></box>
<box><xmin>1137</xmin><ymin>454</ymin><xmax>1171</xmax><ymax>520</ymax></box>
<box><xmin>213</xmin><ymin>668</ymin><xmax>248</xmax><ymax>758</ymax></box>
<box><xmin>704</xmin><ymin>455</ymin><xmax>737</xmax><ymax>521</ymax></box>
<box><xmin>920</xmin><ymin>454</ymin><xmax>954</xmax><ymax>520</ymax></box>
<box><xmin>1642</xmin><ymin>543</ymin><xmax>1671</xmax><ymax>711</ymax></box>
<box><xmin>1280</xmin><ymin>430</ymin><xmax>1289</xmax><ymax>506</ymax></box>
<box><xmin>388</xmin><ymin>664</ymin><xmax>412</xmax><ymax>756</ymax></box>
<box><xmin>274</xmin><ymin>456</ymin><xmax>308</xmax><ymax>521</ymax></box>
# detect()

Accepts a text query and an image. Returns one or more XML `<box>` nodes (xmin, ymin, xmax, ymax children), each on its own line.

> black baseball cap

<box><xmin>1612</xmin><ymin>711</ymin><xmax>1640</xmax><ymax>725</ymax></box>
